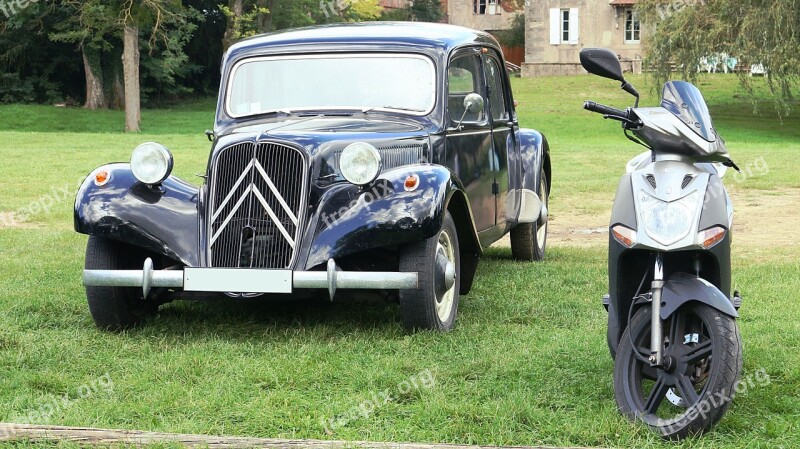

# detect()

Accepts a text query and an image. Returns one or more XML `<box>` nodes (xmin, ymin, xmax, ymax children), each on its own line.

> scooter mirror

<box><xmin>580</xmin><ymin>48</ymin><xmax>625</xmax><ymax>82</ymax></box>
<box><xmin>580</xmin><ymin>48</ymin><xmax>640</xmax><ymax>105</ymax></box>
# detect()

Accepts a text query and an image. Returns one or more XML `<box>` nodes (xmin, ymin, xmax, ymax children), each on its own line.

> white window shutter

<box><xmin>568</xmin><ymin>8</ymin><xmax>580</xmax><ymax>44</ymax></box>
<box><xmin>549</xmin><ymin>9</ymin><xmax>560</xmax><ymax>45</ymax></box>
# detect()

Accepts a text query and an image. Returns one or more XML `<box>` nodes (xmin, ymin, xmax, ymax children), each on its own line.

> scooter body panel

<box><xmin>607</xmin><ymin>158</ymin><xmax>735</xmax><ymax>355</ymax></box>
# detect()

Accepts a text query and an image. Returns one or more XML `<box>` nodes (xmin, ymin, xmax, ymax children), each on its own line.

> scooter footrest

<box><xmin>732</xmin><ymin>290</ymin><xmax>742</xmax><ymax>309</ymax></box>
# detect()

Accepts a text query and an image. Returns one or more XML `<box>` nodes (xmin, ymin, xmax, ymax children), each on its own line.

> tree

<box><xmin>118</xmin><ymin>0</ymin><xmax>203</xmax><ymax>131</ymax></box>
<box><xmin>0</xmin><ymin>2</ymin><xmax>83</xmax><ymax>104</ymax></box>
<box><xmin>493</xmin><ymin>12</ymin><xmax>524</xmax><ymax>48</ymax></box>
<box><xmin>409</xmin><ymin>0</ymin><xmax>443</xmax><ymax>22</ymax></box>
<box><xmin>380</xmin><ymin>0</ymin><xmax>442</xmax><ymax>22</ymax></box>
<box><xmin>50</xmin><ymin>0</ymin><xmax>201</xmax><ymax>121</ymax></box>
<box><xmin>220</xmin><ymin>0</ymin><xmax>381</xmax><ymax>51</ymax></box>
<box><xmin>50</xmin><ymin>1</ymin><xmax>122</xmax><ymax>109</ymax></box>
<box><xmin>637</xmin><ymin>0</ymin><xmax>799</xmax><ymax>114</ymax></box>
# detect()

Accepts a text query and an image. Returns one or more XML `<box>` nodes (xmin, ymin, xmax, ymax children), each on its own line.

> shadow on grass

<box><xmin>136</xmin><ymin>295</ymin><xmax>404</xmax><ymax>341</ymax></box>
<box><xmin>111</xmin><ymin>245</ymin><xmax>603</xmax><ymax>342</ymax></box>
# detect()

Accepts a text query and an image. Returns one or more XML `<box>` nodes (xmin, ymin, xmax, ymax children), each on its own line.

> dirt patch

<box><xmin>731</xmin><ymin>187</ymin><xmax>800</xmax><ymax>249</ymax></box>
<box><xmin>493</xmin><ymin>188</ymin><xmax>800</xmax><ymax>249</ymax></box>
<box><xmin>0</xmin><ymin>212</ymin><xmax>36</xmax><ymax>229</ymax></box>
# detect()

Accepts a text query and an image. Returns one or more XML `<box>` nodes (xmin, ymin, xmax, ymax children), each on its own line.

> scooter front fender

<box><xmin>660</xmin><ymin>272</ymin><xmax>739</xmax><ymax>320</ymax></box>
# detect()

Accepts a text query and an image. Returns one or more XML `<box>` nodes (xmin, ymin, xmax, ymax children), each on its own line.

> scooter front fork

<box><xmin>649</xmin><ymin>253</ymin><xmax>665</xmax><ymax>367</ymax></box>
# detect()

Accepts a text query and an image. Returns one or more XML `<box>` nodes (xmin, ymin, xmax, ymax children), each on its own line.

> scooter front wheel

<box><xmin>614</xmin><ymin>303</ymin><xmax>742</xmax><ymax>440</ymax></box>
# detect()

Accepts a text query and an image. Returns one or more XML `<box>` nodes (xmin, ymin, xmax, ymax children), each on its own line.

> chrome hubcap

<box><xmin>435</xmin><ymin>229</ymin><xmax>456</xmax><ymax>322</ymax></box>
<box><xmin>536</xmin><ymin>178</ymin><xmax>548</xmax><ymax>245</ymax></box>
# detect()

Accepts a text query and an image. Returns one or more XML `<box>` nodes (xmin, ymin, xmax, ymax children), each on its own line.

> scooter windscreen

<box><xmin>661</xmin><ymin>80</ymin><xmax>716</xmax><ymax>142</ymax></box>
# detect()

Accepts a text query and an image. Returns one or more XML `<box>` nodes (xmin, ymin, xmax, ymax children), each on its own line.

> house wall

<box><xmin>447</xmin><ymin>0</ymin><xmax>515</xmax><ymax>31</ymax></box>
<box><xmin>523</xmin><ymin>0</ymin><xmax>644</xmax><ymax>77</ymax></box>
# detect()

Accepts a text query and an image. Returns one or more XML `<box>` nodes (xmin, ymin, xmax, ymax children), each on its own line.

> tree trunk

<box><xmin>122</xmin><ymin>25</ymin><xmax>141</xmax><ymax>132</ymax></box>
<box><xmin>111</xmin><ymin>69</ymin><xmax>125</xmax><ymax>110</ymax></box>
<box><xmin>82</xmin><ymin>47</ymin><xmax>106</xmax><ymax>110</ymax></box>
<box><xmin>222</xmin><ymin>0</ymin><xmax>244</xmax><ymax>51</ymax></box>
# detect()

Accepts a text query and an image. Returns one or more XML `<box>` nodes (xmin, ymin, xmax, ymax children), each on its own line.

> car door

<box><xmin>444</xmin><ymin>49</ymin><xmax>496</xmax><ymax>232</ymax></box>
<box><xmin>483</xmin><ymin>52</ymin><xmax>516</xmax><ymax>227</ymax></box>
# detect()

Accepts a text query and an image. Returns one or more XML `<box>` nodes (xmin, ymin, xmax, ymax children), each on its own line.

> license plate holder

<box><xmin>183</xmin><ymin>268</ymin><xmax>292</xmax><ymax>294</ymax></box>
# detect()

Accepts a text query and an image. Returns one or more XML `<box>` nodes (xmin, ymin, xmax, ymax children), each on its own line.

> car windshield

<box><xmin>661</xmin><ymin>80</ymin><xmax>716</xmax><ymax>142</ymax></box>
<box><xmin>226</xmin><ymin>53</ymin><xmax>436</xmax><ymax>117</ymax></box>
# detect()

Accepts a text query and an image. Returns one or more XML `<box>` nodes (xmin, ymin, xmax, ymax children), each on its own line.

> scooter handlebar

<box><xmin>584</xmin><ymin>101</ymin><xmax>629</xmax><ymax>119</ymax></box>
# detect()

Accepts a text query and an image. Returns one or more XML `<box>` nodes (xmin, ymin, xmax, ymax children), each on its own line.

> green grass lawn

<box><xmin>0</xmin><ymin>74</ymin><xmax>798</xmax><ymax>449</ymax></box>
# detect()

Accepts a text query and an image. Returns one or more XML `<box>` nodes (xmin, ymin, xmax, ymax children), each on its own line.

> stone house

<box><xmin>443</xmin><ymin>0</ymin><xmax>520</xmax><ymax>33</ymax></box>
<box><xmin>523</xmin><ymin>0</ymin><xmax>644</xmax><ymax>76</ymax></box>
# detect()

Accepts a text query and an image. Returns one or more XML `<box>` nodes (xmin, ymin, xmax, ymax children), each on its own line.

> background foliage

<box><xmin>637</xmin><ymin>0</ymin><xmax>799</xmax><ymax>114</ymax></box>
<box><xmin>0</xmin><ymin>0</ymin><xmax>432</xmax><ymax>107</ymax></box>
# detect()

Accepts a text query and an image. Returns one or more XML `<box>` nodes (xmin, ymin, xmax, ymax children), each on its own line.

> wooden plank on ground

<box><xmin>0</xmin><ymin>423</ymin><xmax>597</xmax><ymax>449</ymax></box>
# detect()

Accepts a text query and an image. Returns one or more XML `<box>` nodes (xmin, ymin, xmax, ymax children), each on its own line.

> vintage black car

<box><xmin>76</xmin><ymin>22</ymin><xmax>551</xmax><ymax>332</ymax></box>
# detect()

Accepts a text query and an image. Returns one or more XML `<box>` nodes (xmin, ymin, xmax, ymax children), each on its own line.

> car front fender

<box><xmin>303</xmin><ymin>164</ymin><xmax>480</xmax><ymax>270</ymax></box>
<box><xmin>74</xmin><ymin>163</ymin><xmax>200</xmax><ymax>266</ymax></box>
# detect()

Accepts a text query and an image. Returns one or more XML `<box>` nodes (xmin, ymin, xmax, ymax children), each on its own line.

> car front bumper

<box><xmin>82</xmin><ymin>258</ymin><xmax>442</xmax><ymax>301</ymax></box>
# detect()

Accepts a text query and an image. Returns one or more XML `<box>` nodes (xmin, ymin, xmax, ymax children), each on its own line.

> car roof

<box><xmin>225</xmin><ymin>21</ymin><xmax>500</xmax><ymax>61</ymax></box>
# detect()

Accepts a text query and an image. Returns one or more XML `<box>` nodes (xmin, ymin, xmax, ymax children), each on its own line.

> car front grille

<box><xmin>208</xmin><ymin>141</ymin><xmax>307</xmax><ymax>269</ymax></box>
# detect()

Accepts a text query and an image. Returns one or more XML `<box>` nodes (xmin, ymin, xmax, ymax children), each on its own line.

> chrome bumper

<box><xmin>82</xmin><ymin>258</ymin><xmax>429</xmax><ymax>301</ymax></box>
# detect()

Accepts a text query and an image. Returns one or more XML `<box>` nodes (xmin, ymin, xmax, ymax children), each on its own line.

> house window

<box><xmin>550</xmin><ymin>8</ymin><xmax>579</xmax><ymax>45</ymax></box>
<box><xmin>474</xmin><ymin>0</ymin><xmax>498</xmax><ymax>15</ymax></box>
<box><xmin>625</xmin><ymin>9</ymin><xmax>641</xmax><ymax>43</ymax></box>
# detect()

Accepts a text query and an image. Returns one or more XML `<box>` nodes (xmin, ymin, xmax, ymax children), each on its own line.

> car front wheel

<box><xmin>399</xmin><ymin>211</ymin><xmax>460</xmax><ymax>331</ymax></box>
<box><xmin>84</xmin><ymin>236</ymin><xmax>159</xmax><ymax>330</ymax></box>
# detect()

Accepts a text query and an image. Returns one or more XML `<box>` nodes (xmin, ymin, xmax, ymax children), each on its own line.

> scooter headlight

<box><xmin>638</xmin><ymin>191</ymin><xmax>701</xmax><ymax>245</ymax></box>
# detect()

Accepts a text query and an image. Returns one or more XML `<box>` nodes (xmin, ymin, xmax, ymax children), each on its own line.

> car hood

<box><xmin>209</xmin><ymin>115</ymin><xmax>432</xmax><ymax>181</ymax></box>
<box><xmin>218</xmin><ymin>115</ymin><xmax>427</xmax><ymax>145</ymax></box>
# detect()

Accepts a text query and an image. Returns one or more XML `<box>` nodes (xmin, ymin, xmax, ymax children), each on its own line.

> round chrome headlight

<box><xmin>131</xmin><ymin>142</ymin><xmax>173</xmax><ymax>185</ymax></box>
<box><xmin>340</xmin><ymin>142</ymin><xmax>382</xmax><ymax>185</ymax></box>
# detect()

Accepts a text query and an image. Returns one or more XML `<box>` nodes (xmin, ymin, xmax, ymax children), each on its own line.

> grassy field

<box><xmin>0</xmin><ymin>74</ymin><xmax>798</xmax><ymax>449</ymax></box>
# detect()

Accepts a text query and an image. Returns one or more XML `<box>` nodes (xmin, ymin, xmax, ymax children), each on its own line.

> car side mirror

<box><xmin>454</xmin><ymin>93</ymin><xmax>485</xmax><ymax>130</ymax></box>
<box><xmin>463</xmin><ymin>93</ymin><xmax>485</xmax><ymax>114</ymax></box>
<box><xmin>579</xmin><ymin>47</ymin><xmax>640</xmax><ymax>106</ymax></box>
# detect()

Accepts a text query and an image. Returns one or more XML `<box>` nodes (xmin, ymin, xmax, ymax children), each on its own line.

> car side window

<box><xmin>448</xmin><ymin>54</ymin><xmax>485</xmax><ymax>124</ymax></box>
<box><xmin>485</xmin><ymin>57</ymin><xmax>510</xmax><ymax>122</ymax></box>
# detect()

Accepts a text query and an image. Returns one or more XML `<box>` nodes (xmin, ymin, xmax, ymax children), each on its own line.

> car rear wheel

<box><xmin>510</xmin><ymin>170</ymin><xmax>548</xmax><ymax>261</ymax></box>
<box><xmin>84</xmin><ymin>236</ymin><xmax>159</xmax><ymax>330</ymax></box>
<box><xmin>399</xmin><ymin>211</ymin><xmax>460</xmax><ymax>331</ymax></box>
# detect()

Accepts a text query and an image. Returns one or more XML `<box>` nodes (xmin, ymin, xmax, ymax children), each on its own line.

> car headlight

<box><xmin>638</xmin><ymin>191</ymin><xmax>701</xmax><ymax>245</ymax></box>
<box><xmin>340</xmin><ymin>142</ymin><xmax>382</xmax><ymax>185</ymax></box>
<box><xmin>131</xmin><ymin>142</ymin><xmax>173</xmax><ymax>185</ymax></box>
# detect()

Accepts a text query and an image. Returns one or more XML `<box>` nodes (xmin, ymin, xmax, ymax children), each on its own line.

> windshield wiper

<box><xmin>362</xmin><ymin>106</ymin><xmax>424</xmax><ymax>114</ymax></box>
<box><xmin>244</xmin><ymin>109</ymin><xmax>293</xmax><ymax>119</ymax></box>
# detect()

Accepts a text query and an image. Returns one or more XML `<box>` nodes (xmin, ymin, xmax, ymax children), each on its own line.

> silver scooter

<box><xmin>580</xmin><ymin>48</ymin><xmax>743</xmax><ymax>439</ymax></box>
